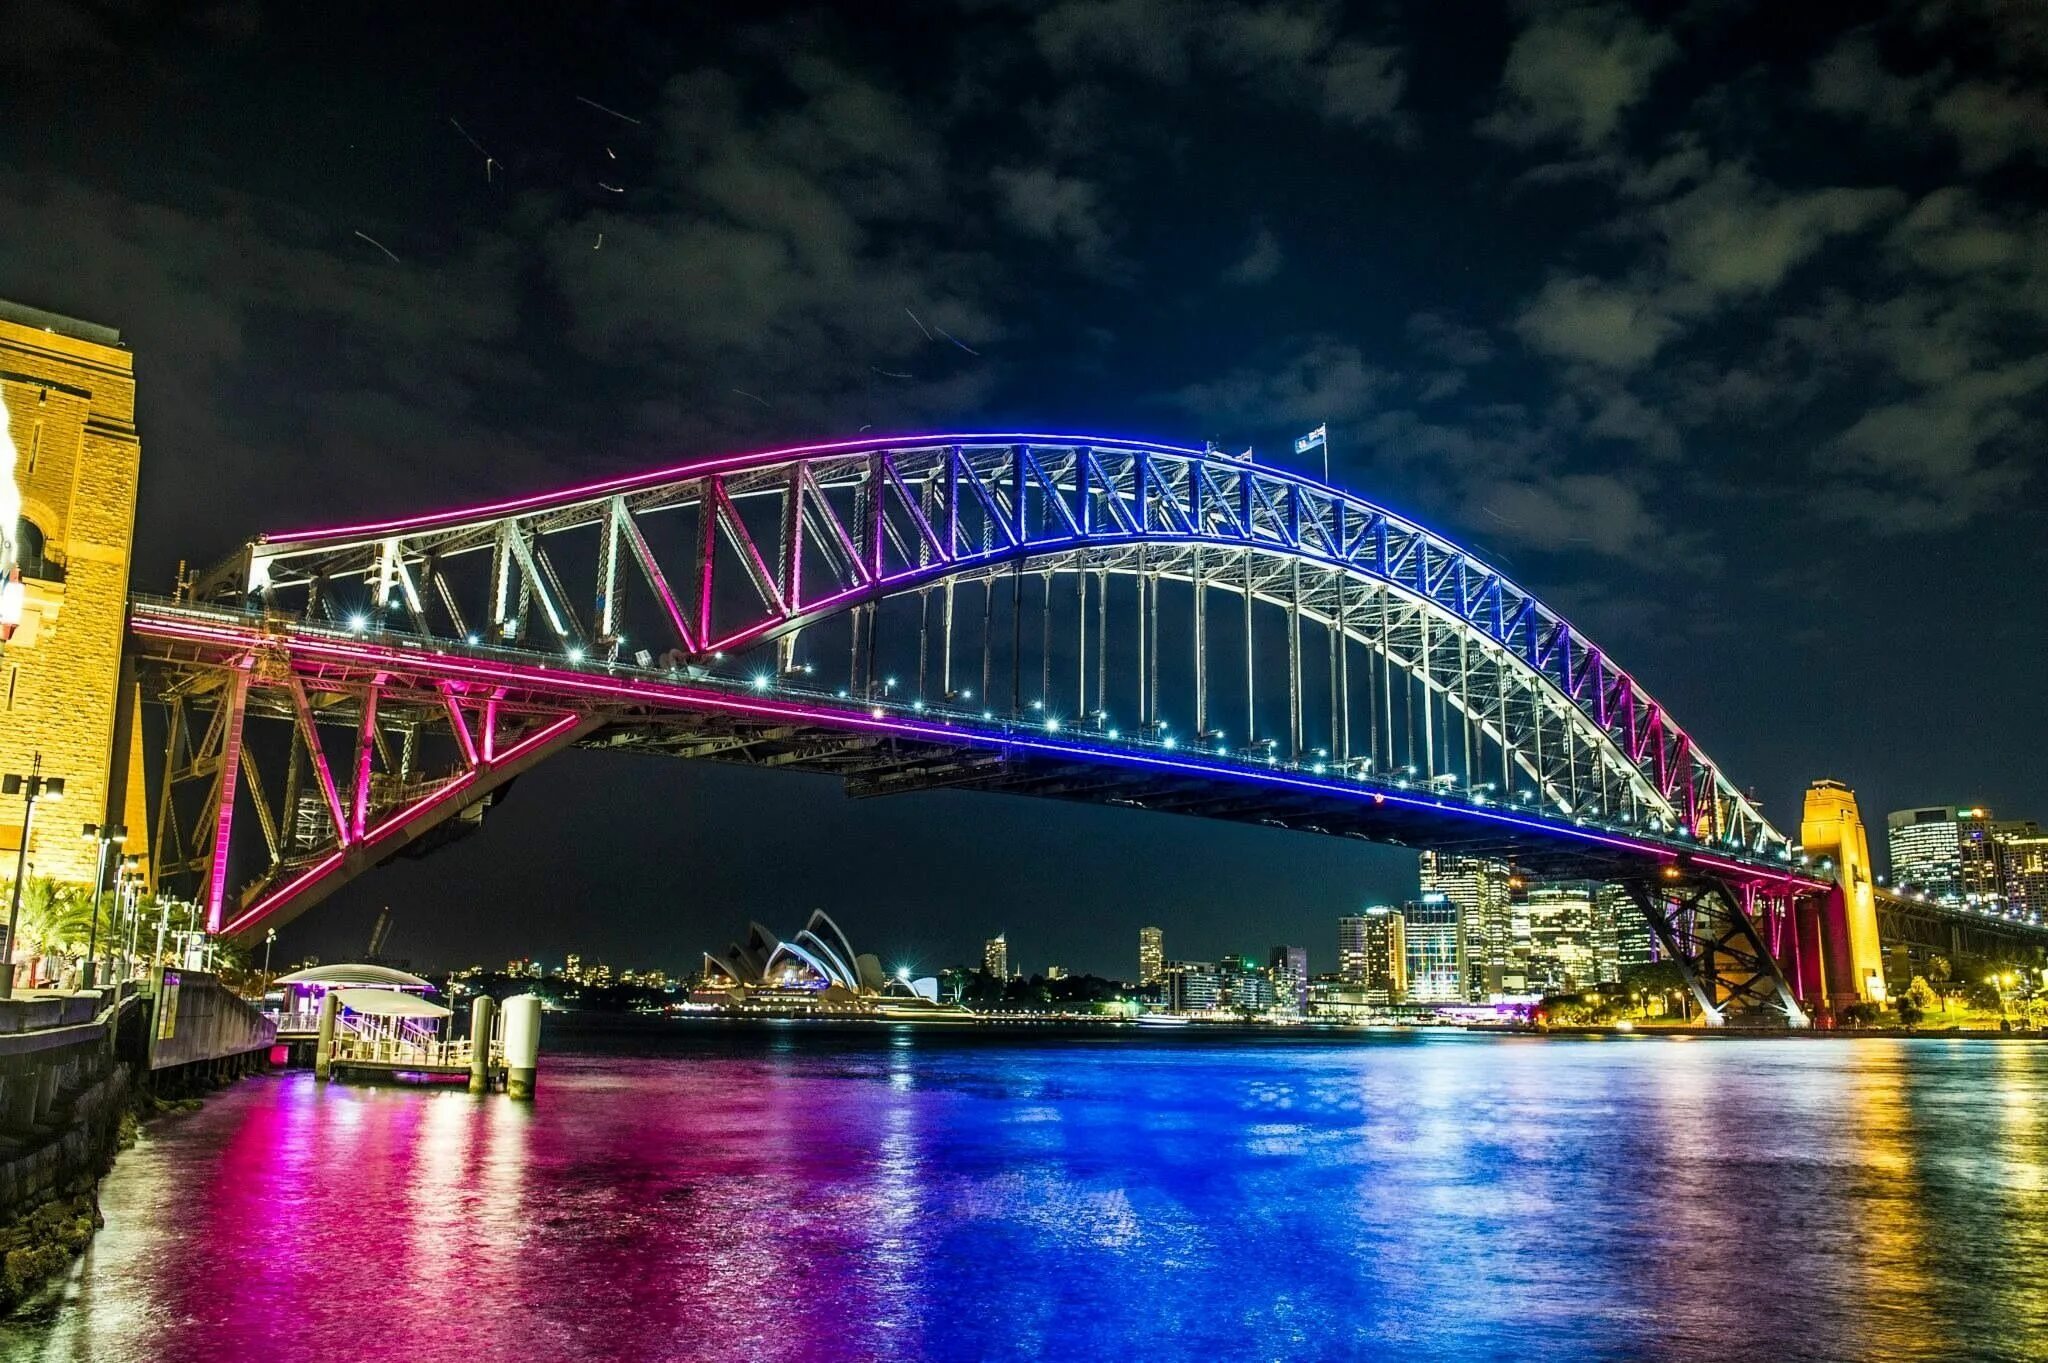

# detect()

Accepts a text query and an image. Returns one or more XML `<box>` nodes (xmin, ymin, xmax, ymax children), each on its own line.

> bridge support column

<box><xmin>313</xmin><ymin>991</ymin><xmax>339</xmax><ymax>1080</ymax></box>
<box><xmin>468</xmin><ymin>995</ymin><xmax>497</xmax><ymax>1095</ymax></box>
<box><xmin>1791</xmin><ymin>892</ymin><xmax>1829</xmax><ymax>1015</ymax></box>
<box><xmin>1816</xmin><ymin>883</ymin><xmax>1863</xmax><ymax>1017</ymax></box>
<box><xmin>1622</xmin><ymin>876</ymin><xmax>1807</xmax><ymax>1027</ymax></box>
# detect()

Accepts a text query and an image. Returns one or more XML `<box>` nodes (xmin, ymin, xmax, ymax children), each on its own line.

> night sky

<box><xmin>5</xmin><ymin>1</ymin><xmax>2043</xmax><ymax>978</ymax></box>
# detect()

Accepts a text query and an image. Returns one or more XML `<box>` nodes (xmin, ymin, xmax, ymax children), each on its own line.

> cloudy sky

<box><xmin>4</xmin><ymin>0</ymin><xmax>2043</xmax><ymax>975</ymax></box>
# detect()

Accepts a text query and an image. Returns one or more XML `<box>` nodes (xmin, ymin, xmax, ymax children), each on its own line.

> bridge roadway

<box><xmin>131</xmin><ymin>595</ymin><xmax>1814</xmax><ymax>889</ymax></box>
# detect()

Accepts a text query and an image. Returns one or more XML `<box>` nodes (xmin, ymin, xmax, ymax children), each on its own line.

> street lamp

<box><xmin>1</xmin><ymin>755</ymin><xmax>65</xmax><ymax>1000</ymax></box>
<box><xmin>263</xmin><ymin>928</ymin><xmax>278</xmax><ymax>994</ymax></box>
<box><xmin>79</xmin><ymin>822</ymin><xmax>126</xmax><ymax>990</ymax></box>
<box><xmin>107</xmin><ymin>853</ymin><xmax>141</xmax><ymax>987</ymax></box>
<box><xmin>119</xmin><ymin>859</ymin><xmax>144</xmax><ymax>981</ymax></box>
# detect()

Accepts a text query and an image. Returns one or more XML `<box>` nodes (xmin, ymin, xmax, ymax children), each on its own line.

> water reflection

<box><xmin>8</xmin><ymin>1027</ymin><xmax>2048</xmax><ymax>1363</ymax></box>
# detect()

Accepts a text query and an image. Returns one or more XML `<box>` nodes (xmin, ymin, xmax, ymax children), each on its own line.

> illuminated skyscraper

<box><xmin>1593</xmin><ymin>883</ymin><xmax>1652</xmax><ymax>982</ymax></box>
<box><xmin>1162</xmin><ymin>960</ymin><xmax>1220</xmax><ymax>1013</ymax></box>
<box><xmin>1361</xmin><ymin>907</ymin><xmax>1406</xmax><ymax>1004</ymax></box>
<box><xmin>1887</xmin><ymin>806</ymin><xmax>1999</xmax><ymax>904</ymax></box>
<box><xmin>1217</xmin><ymin>955</ymin><xmax>1275</xmax><ymax>1013</ymax></box>
<box><xmin>1995</xmin><ymin>823</ymin><xmax>2046</xmax><ymax>918</ymax></box>
<box><xmin>1418</xmin><ymin>852</ymin><xmax>1511</xmax><ymax>1000</ymax></box>
<box><xmin>1337</xmin><ymin>914</ymin><xmax>1369</xmax><ymax>983</ymax></box>
<box><xmin>1139</xmin><ymin>926</ymin><xmax>1165</xmax><ymax>984</ymax></box>
<box><xmin>983</xmin><ymin>934</ymin><xmax>1009</xmax><ymax>979</ymax></box>
<box><xmin>1523</xmin><ymin>884</ymin><xmax>1596</xmax><ymax>993</ymax></box>
<box><xmin>1268</xmin><ymin>945</ymin><xmax>1308</xmax><ymax>1015</ymax></box>
<box><xmin>1401</xmin><ymin>896</ymin><xmax>1463</xmax><ymax>1003</ymax></box>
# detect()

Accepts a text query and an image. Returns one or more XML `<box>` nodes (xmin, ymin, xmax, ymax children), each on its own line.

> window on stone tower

<box><xmin>14</xmin><ymin>519</ymin><xmax>61</xmax><ymax>583</ymax></box>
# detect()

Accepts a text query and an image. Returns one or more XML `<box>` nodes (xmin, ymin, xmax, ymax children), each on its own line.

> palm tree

<box><xmin>7</xmin><ymin>877</ymin><xmax>95</xmax><ymax>986</ymax></box>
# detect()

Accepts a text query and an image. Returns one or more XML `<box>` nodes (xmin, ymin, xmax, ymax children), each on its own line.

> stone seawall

<box><xmin>0</xmin><ymin>1064</ymin><xmax>129</xmax><ymax>1223</ymax></box>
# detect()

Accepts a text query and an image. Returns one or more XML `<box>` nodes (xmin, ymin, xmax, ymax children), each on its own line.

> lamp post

<box><xmin>120</xmin><ymin>864</ymin><xmax>144</xmax><ymax>981</ymax></box>
<box><xmin>79</xmin><ymin>822</ymin><xmax>126</xmax><ymax>990</ymax></box>
<box><xmin>263</xmin><ymin>928</ymin><xmax>277</xmax><ymax>995</ymax></box>
<box><xmin>105</xmin><ymin>854</ymin><xmax>141</xmax><ymax>988</ymax></box>
<box><xmin>1</xmin><ymin>755</ymin><xmax>65</xmax><ymax>1000</ymax></box>
<box><xmin>153</xmin><ymin>894</ymin><xmax>175</xmax><ymax>975</ymax></box>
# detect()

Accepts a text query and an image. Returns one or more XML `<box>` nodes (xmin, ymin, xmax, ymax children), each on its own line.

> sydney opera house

<box><xmin>697</xmin><ymin>911</ymin><xmax>958</xmax><ymax>1016</ymax></box>
<box><xmin>701</xmin><ymin>910</ymin><xmax>885</xmax><ymax>1002</ymax></box>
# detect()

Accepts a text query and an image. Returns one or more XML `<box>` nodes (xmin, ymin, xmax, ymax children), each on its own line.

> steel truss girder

<box><xmin>137</xmin><ymin>635</ymin><xmax>606</xmax><ymax>940</ymax></box>
<box><xmin>1621</xmin><ymin>876</ymin><xmax>1808</xmax><ymax>1027</ymax></box>
<box><xmin>207</xmin><ymin>436</ymin><xmax>1782</xmax><ymax>859</ymax></box>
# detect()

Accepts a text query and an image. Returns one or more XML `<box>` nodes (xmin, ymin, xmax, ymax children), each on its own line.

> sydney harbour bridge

<box><xmin>125</xmin><ymin>433</ymin><xmax>2036</xmax><ymax>1025</ymax></box>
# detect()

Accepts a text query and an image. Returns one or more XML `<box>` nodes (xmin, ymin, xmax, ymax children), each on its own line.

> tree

<box><xmin>3</xmin><ymin>877</ymin><xmax>95</xmax><ymax>984</ymax></box>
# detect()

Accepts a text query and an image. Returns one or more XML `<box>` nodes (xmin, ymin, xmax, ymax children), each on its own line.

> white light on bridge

<box><xmin>348</xmin><ymin>614</ymin><xmax>368</xmax><ymax>632</ymax></box>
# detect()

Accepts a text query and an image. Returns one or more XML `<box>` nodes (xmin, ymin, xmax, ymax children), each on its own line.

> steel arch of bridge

<box><xmin>222</xmin><ymin>433</ymin><xmax>1787</xmax><ymax>858</ymax></box>
<box><xmin>141</xmin><ymin>432</ymin><xmax>1830</xmax><ymax>1023</ymax></box>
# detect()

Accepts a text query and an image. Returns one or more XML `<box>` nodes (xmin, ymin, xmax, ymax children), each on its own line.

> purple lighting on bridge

<box><xmin>263</xmin><ymin>431</ymin><xmax>1211</xmax><ymax>545</ymax></box>
<box><xmin>133</xmin><ymin>607</ymin><xmax>1826</xmax><ymax>939</ymax></box>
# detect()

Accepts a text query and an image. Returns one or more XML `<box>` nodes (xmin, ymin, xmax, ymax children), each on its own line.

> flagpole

<box><xmin>1322</xmin><ymin>419</ymin><xmax>1329</xmax><ymax>484</ymax></box>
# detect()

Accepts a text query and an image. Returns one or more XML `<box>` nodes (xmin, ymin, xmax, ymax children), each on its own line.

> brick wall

<box><xmin>0</xmin><ymin>314</ymin><xmax>141</xmax><ymax>889</ymax></box>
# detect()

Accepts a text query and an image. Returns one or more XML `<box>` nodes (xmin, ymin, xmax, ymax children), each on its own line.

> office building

<box><xmin>1419</xmin><ymin>852</ymin><xmax>1511</xmax><ymax>1000</ymax></box>
<box><xmin>1139</xmin><ymin>926</ymin><xmax>1165</xmax><ymax>985</ymax></box>
<box><xmin>1217</xmin><ymin>954</ymin><xmax>1274</xmax><ymax>1013</ymax></box>
<box><xmin>1524</xmin><ymin>884</ymin><xmax>1596</xmax><ymax>993</ymax></box>
<box><xmin>1361</xmin><ymin>906</ymin><xmax>1406</xmax><ymax>1004</ymax></box>
<box><xmin>1337</xmin><ymin>913</ymin><xmax>1369</xmax><ymax>984</ymax></box>
<box><xmin>983</xmin><ymin>933</ymin><xmax>1009</xmax><ymax>979</ymax></box>
<box><xmin>1594</xmin><ymin>883</ymin><xmax>1653</xmax><ymax>980</ymax></box>
<box><xmin>1994</xmin><ymin>822</ymin><xmax>2046</xmax><ymax>917</ymax></box>
<box><xmin>1402</xmin><ymin>896</ymin><xmax>1464</xmax><ymax>1003</ymax></box>
<box><xmin>1269</xmin><ymin>945</ymin><xmax>1308</xmax><ymax>1015</ymax></box>
<box><xmin>1162</xmin><ymin>960</ymin><xmax>1220</xmax><ymax>1013</ymax></box>
<box><xmin>1887</xmin><ymin>806</ymin><xmax>2000</xmax><ymax>904</ymax></box>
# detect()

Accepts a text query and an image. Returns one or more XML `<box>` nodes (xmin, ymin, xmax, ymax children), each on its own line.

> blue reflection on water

<box><xmin>10</xmin><ymin>1025</ymin><xmax>2048</xmax><ymax>1363</ymax></box>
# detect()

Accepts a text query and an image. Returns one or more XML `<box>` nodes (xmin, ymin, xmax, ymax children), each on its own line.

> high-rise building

<box><xmin>1402</xmin><ymin>896</ymin><xmax>1464</xmax><ymax>1003</ymax></box>
<box><xmin>983</xmin><ymin>933</ymin><xmax>1009</xmax><ymax>979</ymax></box>
<box><xmin>1268</xmin><ymin>945</ymin><xmax>1308</xmax><ymax>1015</ymax></box>
<box><xmin>1419</xmin><ymin>852</ymin><xmax>1511</xmax><ymax>1000</ymax></box>
<box><xmin>1337</xmin><ymin>914</ymin><xmax>1370</xmax><ymax>983</ymax></box>
<box><xmin>1216</xmin><ymin>954</ymin><xmax>1274</xmax><ymax>1013</ymax></box>
<box><xmin>1139</xmin><ymin>926</ymin><xmax>1165</xmax><ymax>985</ymax></box>
<box><xmin>564</xmin><ymin>952</ymin><xmax>583</xmax><ymax>982</ymax></box>
<box><xmin>1593</xmin><ymin>884</ymin><xmax>1653</xmax><ymax>982</ymax></box>
<box><xmin>1162</xmin><ymin>960</ymin><xmax>1220</xmax><ymax>1013</ymax></box>
<box><xmin>0</xmin><ymin>302</ymin><xmax>151</xmax><ymax>889</ymax></box>
<box><xmin>1995</xmin><ymin>822</ymin><xmax>2047</xmax><ymax>918</ymax></box>
<box><xmin>1887</xmin><ymin>806</ymin><xmax>2000</xmax><ymax>904</ymax></box>
<box><xmin>1524</xmin><ymin>884</ymin><xmax>1596</xmax><ymax>993</ymax></box>
<box><xmin>1361</xmin><ymin>906</ymin><xmax>1406</xmax><ymax>1004</ymax></box>
<box><xmin>1045</xmin><ymin>964</ymin><xmax>1067</xmax><ymax>981</ymax></box>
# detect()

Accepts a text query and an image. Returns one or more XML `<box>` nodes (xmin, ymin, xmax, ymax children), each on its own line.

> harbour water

<box><xmin>7</xmin><ymin>1023</ymin><xmax>2047</xmax><ymax>1362</ymax></box>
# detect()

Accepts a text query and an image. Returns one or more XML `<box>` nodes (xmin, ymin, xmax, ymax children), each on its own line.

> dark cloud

<box><xmin>1476</xmin><ymin>2</ymin><xmax>1676</xmax><ymax>149</ymax></box>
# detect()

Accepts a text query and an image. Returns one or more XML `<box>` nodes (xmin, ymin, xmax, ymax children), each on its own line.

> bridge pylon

<box><xmin>1800</xmin><ymin>779</ymin><xmax>1886</xmax><ymax>1010</ymax></box>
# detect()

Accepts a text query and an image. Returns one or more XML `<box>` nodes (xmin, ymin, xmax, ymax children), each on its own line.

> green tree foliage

<box><xmin>3</xmin><ymin>877</ymin><xmax>95</xmax><ymax>960</ymax></box>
